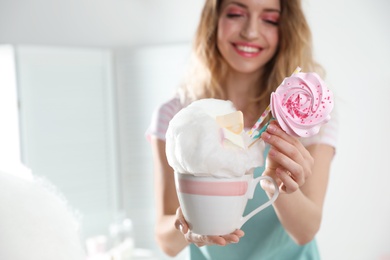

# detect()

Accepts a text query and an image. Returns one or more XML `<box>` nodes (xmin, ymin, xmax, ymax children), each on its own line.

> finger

<box><xmin>175</xmin><ymin>207</ymin><xmax>189</xmax><ymax>234</ymax></box>
<box><xmin>221</xmin><ymin>229</ymin><xmax>245</xmax><ymax>244</ymax></box>
<box><xmin>187</xmin><ymin>232</ymin><xmax>226</xmax><ymax>247</ymax></box>
<box><xmin>176</xmin><ymin>222</ymin><xmax>189</xmax><ymax>235</ymax></box>
<box><xmin>276</xmin><ymin>168</ymin><xmax>299</xmax><ymax>193</ymax></box>
<box><xmin>260</xmin><ymin>178</ymin><xmax>277</xmax><ymax>194</ymax></box>
<box><xmin>267</xmin><ymin>121</ymin><xmax>297</xmax><ymax>143</ymax></box>
<box><xmin>187</xmin><ymin>230</ymin><xmax>243</xmax><ymax>246</ymax></box>
<box><xmin>208</xmin><ymin>235</ymin><xmax>227</xmax><ymax>246</ymax></box>
<box><xmin>185</xmin><ymin>231</ymin><xmax>205</xmax><ymax>247</ymax></box>
<box><xmin>194</xmin><ymin>230</ymin><xmax>244</xmax><ymax>246</ymax></box>
<box><xmin>232</xmin><ymin>229</ymin><xmax>245</xmax><ymax>238</ymax></box>
<box><xmin>261</xmin><ymin>131</ymin><xmax>302</xmax><ymax>165</ymax></box>
<box><xmin>264</xmin><ymin>123</ymin><xmax>308</xmax><ymax>161</ymax></box>
<box><xmin>263</xmin><ymin>123</ymin><xmax>312</xmax><ymax>185</ymax></box>
<box><xmin>268</xmin><ymin>147</ymin><xmax>304</xmax><ymax>185</ymax></box>
<box><xmin>221</xmin><ymin>234</ymin><xmax>239</xmax><ymax>244</ymax></box>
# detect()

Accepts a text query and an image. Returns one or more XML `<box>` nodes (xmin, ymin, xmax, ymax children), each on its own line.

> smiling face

<box><xmin>217</xmin><ymin>0</ymin><xmax>280</xmax><ymax>75</ymax></box>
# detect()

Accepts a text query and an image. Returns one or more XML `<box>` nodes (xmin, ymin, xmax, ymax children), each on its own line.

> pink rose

<box><xmin>270</xmin><ymin>72</ymin><xmax>334</xmax><ymax>137</ymax></box>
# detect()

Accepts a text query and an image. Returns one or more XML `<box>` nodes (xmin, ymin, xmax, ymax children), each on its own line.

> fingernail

<box><xmin>179</xmin><ymin>224</ymin><xmax>183</xmax><ymax>232</ymax></box>
<box><xmin>262</xmin><ymin>132</ymin><xmax>271</xmax><ymax>140</ymax></box>
<box><xmin>268</xmin><ymin>149</ymin><xmax>276</xmax><ymax>156</ymax></box>
<box><xmin>267</xmin><ymin>124</ymin><xmax>276</xmax><ymax>133</ymax></box>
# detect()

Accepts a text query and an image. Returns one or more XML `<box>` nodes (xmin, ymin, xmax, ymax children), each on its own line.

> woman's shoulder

<box><xmin>156</xmin><ymin>96</ymin><xmax>184</xmax><ymax>117</ymax></box>
<box><xmin>146</xmin><ymin>96</ymin><xmax>185</xmax><ymax>141</ymax></box>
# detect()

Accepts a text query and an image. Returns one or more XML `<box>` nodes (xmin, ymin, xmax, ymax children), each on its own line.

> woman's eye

<box><xmin>261</xmin><ymin>13</ymin><xmax>280</xmax><ymax>26</ymax></box>
<box><xmin>226</xmin><ymin>13</ymin><xmax>244</xmax><ymax>18</ymax></box>
<box><xmin>224</xmin><ymin>6</ymin><xmax>246</xmax><ymax>19</ymax></box>
<box><xmin>263</xmin><ymin>19</ymin><xmax>279</xmax><ymax>26</ymax></box>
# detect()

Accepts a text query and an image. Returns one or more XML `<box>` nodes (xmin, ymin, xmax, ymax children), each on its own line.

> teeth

<box><xmin>236</xmin><ymin>45</ymin><xmax>259</xmax><ymax>53</ymax></box>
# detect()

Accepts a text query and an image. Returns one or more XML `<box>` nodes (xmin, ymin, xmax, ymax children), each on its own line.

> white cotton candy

<box><xmin>166</xmin><ymin>99</ymin><xmax>264</xmax><ymax>177</ymax></box>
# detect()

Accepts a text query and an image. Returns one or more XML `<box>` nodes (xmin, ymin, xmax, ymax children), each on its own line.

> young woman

<box><xmin>147</xmin><ymin>0</ymin><xmax>338</xmax><ymax>259</ymax></box>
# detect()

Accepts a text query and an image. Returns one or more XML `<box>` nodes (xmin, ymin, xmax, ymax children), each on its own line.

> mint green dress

<box><xmin>188</xmin><ymin>149</ymin><xmax>320</xmax><ymax>260</ymax></box>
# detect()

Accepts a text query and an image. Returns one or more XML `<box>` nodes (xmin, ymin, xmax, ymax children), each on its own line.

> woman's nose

<box><xmin>240</xmin><ymin>17</ymin><xmax>259</xmax><ymax>40</ymax></box>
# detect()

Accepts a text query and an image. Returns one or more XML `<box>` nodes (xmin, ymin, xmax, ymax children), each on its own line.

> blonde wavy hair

<box><xmin>179</xmin><ymin>0</ymin><xmax>324</xmax><ymax>111</ymax></box>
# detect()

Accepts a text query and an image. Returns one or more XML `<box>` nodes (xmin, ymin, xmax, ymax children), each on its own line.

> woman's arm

<box><xmin>261</xmin><ymin>122</ymin><xmax>335</xmax><ymax>245</ymax></box>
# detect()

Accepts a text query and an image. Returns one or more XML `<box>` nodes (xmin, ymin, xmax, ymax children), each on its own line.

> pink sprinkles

<box><xmin>272</xmin><ymin>71</ymin><xmax>334</xmax><ymax>137</ymax></box>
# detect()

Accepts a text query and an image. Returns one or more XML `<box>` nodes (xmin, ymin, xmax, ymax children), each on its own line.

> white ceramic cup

<box><xmin>174</xmin><ymin>171</ymin><xmax>279</xmax><ymax>236</ymax></box>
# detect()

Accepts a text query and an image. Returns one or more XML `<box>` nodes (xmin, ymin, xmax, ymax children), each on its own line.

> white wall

<box><xmin>15</xmin><ymin>46</ymin><xmax>120</xmax><ymax>241</ymax></box>
<box><xmin>0</xmin><ymin>45</ymin><xmax>20</xmax><ymax>167</ymax></box>
<box><xmin>1</xmin><ymin>0</ymin><xmax>389</xmax><ymax>259</ymax></box>
<box><xmin>304</xmin><ymin>1</ymin><xmax>390</xmax><ymax>259</ymax></box>
<box><xmin>0</xmin><ymin>0</ymin><xmax>203</xmax><ymax>47</ymax></box>
<box><xmin>114</xmin><ymin>44</ymin><xmax>191</xmax><ymax>260</ymax></box>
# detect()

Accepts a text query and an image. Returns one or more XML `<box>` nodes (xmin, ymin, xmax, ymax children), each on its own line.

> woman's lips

<box><xmin>233</xmin><ymin>43</ymin><xmax>262</xmax><ymax>57</ymax></box>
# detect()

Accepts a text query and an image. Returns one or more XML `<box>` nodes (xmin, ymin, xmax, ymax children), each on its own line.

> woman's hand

<box><xmin>174</xmin><ymin>207</ymin><xmax>245</xmax><ymax>247</ymax></box>
<box><xmin>260</xmin><ymin>121</ymin><xmax>314</xmax><ymax>194</ymax></box>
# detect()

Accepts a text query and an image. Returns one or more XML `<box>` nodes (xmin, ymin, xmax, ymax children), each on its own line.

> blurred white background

<box><xmin>0</xmin><ymin>0</ymin><xmax>389</xmax><ymax>259</ymax></box>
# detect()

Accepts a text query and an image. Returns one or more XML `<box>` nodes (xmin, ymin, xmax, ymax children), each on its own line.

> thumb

<box><xmin>175</xmin><ymin>207</ymin><xmax>189</xmax><ymax>234</ymax></box>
